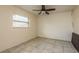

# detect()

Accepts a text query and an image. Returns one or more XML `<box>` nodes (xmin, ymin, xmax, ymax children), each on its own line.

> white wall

<box><xmin>37</xmin><ymin>12</ymin><xmax>73</xmax><ymax>41</ymax></box>
<box><xmin>0</xmin><ymin>6</ymin><xmax>37</xmax><ymax>52</ymax></box>
<box><xmin>72</xmin><ymin>6</ymin><xmax>79</xmax><ymax>34</ymax></box>
<box><xmin>0</xmin><ymin>6</ymin><xmax>75</xmax><ymax>52</ymax></box>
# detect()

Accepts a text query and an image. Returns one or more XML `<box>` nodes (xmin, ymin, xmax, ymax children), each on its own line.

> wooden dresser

<box><xmin>72</xmin><ymin>33</ymin><xmax>79</xmax><ymax>52</ymax></box>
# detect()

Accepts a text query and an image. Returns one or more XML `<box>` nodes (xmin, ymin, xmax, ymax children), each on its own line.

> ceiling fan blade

<box><xmin>45</xmin><ymin>11</ymin><xmax>49</xmax><ymax>15</ymax></box>
<box><xmin>46</xmin><ymin>8</ymin><xmax>56</xmax><ymax>11</ymax></box>
<box><xmin>33</xmin><ymin>10</ymin><xmax>41</xmax><ymax>11</ymax></box>
<box><xmin>39</xmin><ymin>11</ymin><xmax>42</xmax><ymax>15</ymax></box>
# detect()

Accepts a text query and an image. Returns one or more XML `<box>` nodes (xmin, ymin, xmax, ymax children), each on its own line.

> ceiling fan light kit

<box><xmin>33</xmin><ymin>5</ymin><xmax>56</xmax><ymax>15</ymax></box>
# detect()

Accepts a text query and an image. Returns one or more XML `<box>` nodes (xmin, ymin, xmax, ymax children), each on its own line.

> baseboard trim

<box><xmin>38</xmin><ymin>36</ymin><xmax>71</xmax><ymax>42</ymax></box>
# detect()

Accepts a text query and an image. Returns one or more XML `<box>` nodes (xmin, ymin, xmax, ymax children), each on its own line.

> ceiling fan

<box><xmin>33</xmin><ymin>5</ymin><xmax>56</xmax><ymax>15</ymax></box>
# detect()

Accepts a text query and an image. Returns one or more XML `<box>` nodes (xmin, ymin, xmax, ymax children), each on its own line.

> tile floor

<box><xmin>2</xmin><ymin>37</ymin><xmax>78</xmax><ymax>53</ymax></box>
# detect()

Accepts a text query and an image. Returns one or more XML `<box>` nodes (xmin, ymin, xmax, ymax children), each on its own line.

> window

<box><xmin>12</xmin><ymin>15</ymin><xmax>29</xmax><ymax>27</ymax></box>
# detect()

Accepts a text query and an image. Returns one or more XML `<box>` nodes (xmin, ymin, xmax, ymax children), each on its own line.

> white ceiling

<box><xmin>17</xmin><ymin>5</ymin><xmax>76</xmax><ymax>15</ymax></box>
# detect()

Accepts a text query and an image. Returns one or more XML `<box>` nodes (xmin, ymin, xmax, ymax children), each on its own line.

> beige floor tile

<box><xmin>2</xmin><ymin>37</ymin><xmax>78</xmax><ymax>53</ymax></box>
<box><xmin>53</xmin><ymin>46</ymin><xmax>64</xmax><ymax>53</ymax></box>
<box><xmin>55</xmin><ymin>40</ymin><xmax>67</xmax><ymax>46</ymax></box>
<box><xmin>63</xmin><ymin>46</ymin><xmax>77</xmax><ymax>53</ymax></box>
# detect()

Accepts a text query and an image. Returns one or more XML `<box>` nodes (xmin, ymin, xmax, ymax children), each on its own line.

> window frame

<box><xmin>12</xmin><ymin>15</ymin><xmax>29</xmax><ymax>28</ymax></box>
